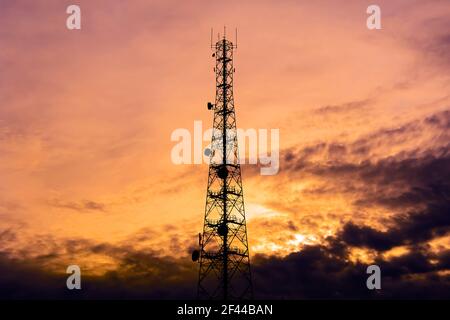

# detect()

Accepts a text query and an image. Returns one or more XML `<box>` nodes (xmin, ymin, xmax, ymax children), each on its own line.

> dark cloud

<box><xmin>0</xmin><ymin>228</ymin><xmax>16</xmax><ymax>243</ymax></box>
<box><xmin>0</xmin><ymin>218</ymin><xmax>449</xmax><ymax>299</ymax></box>
<box><xmin>246</xmin><ymin>109</ymin><xmax>450</xmax><ymax>299</ymax></box>
<box><xmin>253</xmin><ymin>244</ymin><xmax>450</xmax><ymax>299</ymax></box>
<box><xmin>48</xmin><ymin>199</ymin><xmax>106</xmax><ymax>212</ymax></box>
<box><xmin>424</xmin><ymin>110</ymin><xmax>450</xmax><ymax>128</ymax></box>
<box><xmin>415</xmin><ymin>16</ymin><xmax>450</xmax><ymax>70</ymax></box>
<box><xmin>268</xmin><ymin>110</ymin><xmax>450</xmax><ymax>256</ymax></box>
<box><xmin>314</xmin><ymin>99</ymin><xmax>372</xmax><ymax>115</ymax></box>
<box><xmin>340</xmin><ymin>198</ymin><xmax>450</xmax><ymax>251</ymax></box>
<box><xmin>1</xmin><ymin>235</ymin><xmax>449</xmax><ymax>299</ymax></box>
<box><xmin>0</xmin><ymin>237</ymin><xmax>198</xmax><ymax>299</ymax></box>
<box><xmin>281</xmin><ymin>110</ymin><xmax>450</xmax><ymax>176</ymax></box>
<box><xmin>275</xmin><ymin>111</ymin><xmax>450</xmax><ymax>217</ymax></box>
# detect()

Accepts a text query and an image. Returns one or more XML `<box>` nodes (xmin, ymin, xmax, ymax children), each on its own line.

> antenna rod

<box><xmin>210</xmin><ymin>28</ymin><xmax>213</xmax><ymax>48</ymax></box>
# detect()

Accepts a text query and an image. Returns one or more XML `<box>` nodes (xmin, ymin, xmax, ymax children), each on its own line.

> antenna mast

<box><xmin>193</xmin><ymin>31</ymin><xmax>253</xmax><ymax>300</ymax></box>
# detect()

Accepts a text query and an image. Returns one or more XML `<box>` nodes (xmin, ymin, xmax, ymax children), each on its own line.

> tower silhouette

<box><xmin>194</xmin><ymin>33</ymin><xmax>253</xmax><ymax>300</ymax></box>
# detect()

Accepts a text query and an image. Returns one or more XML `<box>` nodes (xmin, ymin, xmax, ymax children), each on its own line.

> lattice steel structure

<box><xmin>196</xmin><ymin>35</ymin><xmax>253</xmax><ymax>300</ymax></box>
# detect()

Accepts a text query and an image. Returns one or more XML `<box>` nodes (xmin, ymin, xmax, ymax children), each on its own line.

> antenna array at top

<box><xmin>210</xmin><ymin>27</ymin><xmax>238</xmax><ymax>49</ymax></box>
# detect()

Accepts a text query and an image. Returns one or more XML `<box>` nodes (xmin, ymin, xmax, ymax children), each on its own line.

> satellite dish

<box><xmin>192</xmin><ymin>250</ymin><xmax>200</xmax><ymax>262</ymax></box>
<box><xmin>217</xmin><ymin>166</ymin><xmax>228</xmax><ymax>179</ymax></box>
<box><xmin>217</xmin><ymin>224</ymin><xmax>228</xmax><ymax>237</ymax></box>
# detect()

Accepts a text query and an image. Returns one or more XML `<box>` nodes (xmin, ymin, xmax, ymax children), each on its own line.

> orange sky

<box><xmin>1</xmin><ymin>0</ymin><xmax>449</xmax><ymax>279</ymax></box>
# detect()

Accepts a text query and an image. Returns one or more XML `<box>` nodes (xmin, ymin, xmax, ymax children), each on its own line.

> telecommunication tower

<box><xmin>192</xmin><ymin>30</ymin><xmax>253</xmax><ymax>300</ymax></box>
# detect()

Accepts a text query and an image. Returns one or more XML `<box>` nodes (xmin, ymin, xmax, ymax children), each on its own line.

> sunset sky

<box><xmin>0</xmin><ymin>0</ymin><xmax>449</xmax><ymax>298</ymax></box>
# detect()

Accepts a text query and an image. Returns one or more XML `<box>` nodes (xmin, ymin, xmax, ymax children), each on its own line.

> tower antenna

<box><xmin>210</xmin><ymin>28</ymin><xmax>213</xmax><ymax>48</ymax></box>
<box><xmin>193</xmin><ymin>31</ymin><xmax>253</xmax><ymax>300</ymax></box>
